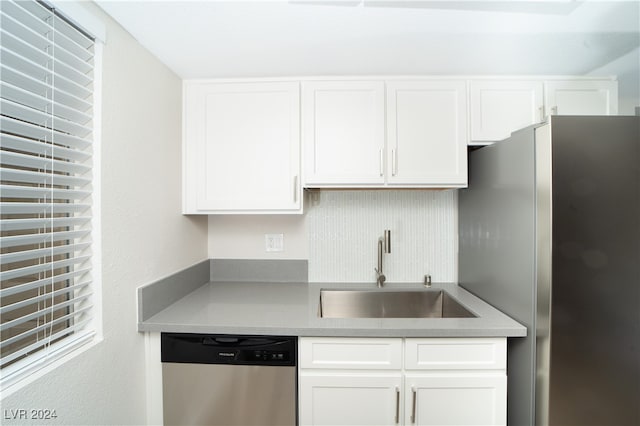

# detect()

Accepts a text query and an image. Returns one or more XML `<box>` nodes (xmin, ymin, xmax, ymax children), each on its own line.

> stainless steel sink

<box><xmin>319</xmin><ymin>289</ymin><xmax>477</xmax><ymax>319</ymax></box>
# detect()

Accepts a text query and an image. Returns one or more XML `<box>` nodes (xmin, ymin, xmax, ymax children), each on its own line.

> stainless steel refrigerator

<box><xmin>459</xmin><ymin>116</ymin><xmax>639</xmax><ymax>426</ymax></box>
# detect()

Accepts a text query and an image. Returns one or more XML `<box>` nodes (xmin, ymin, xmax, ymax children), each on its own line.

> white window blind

<box><xmin>1</xmin><ymin>0</ymin><xmax>96</xmax><ymax>380</ymax></box>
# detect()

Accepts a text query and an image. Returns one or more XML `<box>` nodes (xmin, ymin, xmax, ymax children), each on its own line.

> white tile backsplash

<box><xmin>307</xmin><ymin>190</ymin><xmax>457</xmax><ymax>283</ymax></box>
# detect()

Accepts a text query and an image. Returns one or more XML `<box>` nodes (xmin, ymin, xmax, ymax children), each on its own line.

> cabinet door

<box><xmin>299</xmin><ymin>374</ymin><xmax>402</xmax><ymax>426</ymax></box>
<box><xmin>405</xmin><ymin>375</ymin><xmax>507</xmax><ymax>426</ymax></box>
<box><xmin>302</xmin><ymin>81</ymin><xmax>385</xmax><ymax>186</ymax></box>
<box><xmin>545</xmin><ymin>80</ymin><xmax>618</xmax><ymax>116</ymax></box>
<box><xmin>386</xmin><ymin>80</ymin><xmax>467</xmax><ymax>187</ymax></box>
<box><xmin>470</xmin><ymin>80</ymin><xmax>544</xmax><ymax>143</ymax></box>
<box><xmin>184</xmin><ymin>81</ymin><xmax>301</xmax><ymax>214</ymax></box>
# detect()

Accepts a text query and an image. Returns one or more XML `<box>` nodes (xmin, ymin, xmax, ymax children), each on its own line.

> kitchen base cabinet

<box><xmin>406</xmin><ymin>375</ymin><xmax>507</xmax><ymax>426</ymax></box>
<box><xmin>299</xmin><ymin>337</ymin><xmax>507</xmax><ymax>426</ymax></box>
<box><xmin>299</xmin><ymin>337</ymin><xmax>403</xmax><ymax>426</ymax></box>
<box><xmin>299</xmin><ymin>374</ymin><xmax>402</xmax><ymax>425</ymax></box>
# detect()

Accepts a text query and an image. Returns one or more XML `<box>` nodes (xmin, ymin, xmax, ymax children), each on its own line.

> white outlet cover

<box><xmin>265</xmin><ymin>234</ymin><xmax>284</xmax><ymax>252</ymax></box>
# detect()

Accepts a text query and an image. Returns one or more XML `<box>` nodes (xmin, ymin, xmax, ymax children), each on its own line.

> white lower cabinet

<box><xmin>299</xmin><ymin>374</ymin><xmax>403</xmax><ymax>425</ymax></box>
<box><xmin>405</xmin><ymin>375</ymin><xmax>506</xmax><ymax>426</ymax></box>
<box><xmin>299</xmin><ymin>337</ymin><xmax>506</xmax><ymax>426</ymax></box>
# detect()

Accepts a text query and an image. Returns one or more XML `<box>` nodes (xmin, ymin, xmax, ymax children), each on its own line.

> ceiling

<box><xmin>95</xmin><ymin>0</ymin><xmax>640</xmax><ymax>79</ymax></box>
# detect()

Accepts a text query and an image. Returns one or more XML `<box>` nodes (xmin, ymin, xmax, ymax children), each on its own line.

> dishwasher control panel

<box><xmin>251</xmin><ymin>350</ymin><xmax>289</xmax><ymax>362</ymax></box>
<box><xmin>161</xmin><ymin>333</ymin><xmax>296</xmax><ymax>366</ymax></box>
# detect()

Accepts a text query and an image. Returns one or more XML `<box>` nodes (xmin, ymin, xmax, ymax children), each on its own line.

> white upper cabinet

<box><xmin>182</xmin><ymin>76</ymin><xmax>618</xmax><ymax>214</ymax></box>
<box><xmin>545</xmin><ymin>79</ymin><xmax>618</xmax><ymax>116</ymax></box>
<box><xmin>470</xmin><ymin>80</ymin><xmax>544</xmax><ymax>144</ymax></box>
<box><xmin>303</xmin><ymin>79</ymin><xmax>467</xmax><ymax>188</ymax></box>
<box><xmin>386</xmin><ymin>80</ymin><xmax>468</xmax><ymax>187</ymax></box>
<box><xmin>302</xmin><ymin>81</ymin><xmax>385</xmax><ymax>186</ymax></box>
<box><xmin>183</xmin><ymin>81</ymin><xmax>301</xmax><ymax>214</ymax></box>
<box><xmin>470</xmin><ymin>78</ymin><xmax>618</xmax><ymax>145</ymax></box>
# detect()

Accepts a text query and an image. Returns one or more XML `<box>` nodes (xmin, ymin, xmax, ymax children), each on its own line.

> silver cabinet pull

<box><xmin>379</xmin><ymin>149</ymin><xmax>384</xmax><ymax>176</ymax></box>
<box><xmin>392</xmin><ymin>149</ymin><xmax>397</xmax><ymax>176</ymax></box>
<box><xmin>552</xmin><ymin>106</ymin><xmax>558</xmax><ymax>115</ymax></box>
<box><xmin>411</xmin><ymin>386</ymin><xmax>417</xmax><ymax>424</ymax></box>
<box><xmin>395</xmin><ymin>386</ymin><xmax>400</xmax><ymax>424</ymax></box>
<box><xmin>293</xmin><ymin>175</ymin><xmax>298</xmax><ymax>203</ymax></box>
<box><xmin>539</xmin><ymin>106</ymin><xmax>545</xmax><ymax>122</ymax></box>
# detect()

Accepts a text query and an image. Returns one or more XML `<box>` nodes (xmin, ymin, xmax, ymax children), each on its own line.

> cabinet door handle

<box><xmin>379</xmin><ymin>149</ymin><xmax>384</xmax><ymax>177</ymax></box>
<box><xmin>395</xmin><ymin>386</ymin><xmax>400</xmax><ymax>424</ymax></box>
<box><xmin>391</xmin><ymin>149</ymin><xmax>397</xmax><ymax>176</ymax></box>
<box><xmin>552</xmin><ymin>106</ymin><xmax>558</xmax><ymax>115</ymax></box>
<box><xmin>411</xmin><ymin>386</ymin><xmax>417</xmax><ymax>424</ymax></box>
<box><xmin>293</xmin><ymin>175</ymin><xmax>298</xmax><ymax>203</ymax></box>
<box><xmin>539</xmin><ymin>106</ymin><xmax>545</xmax><ymax>122</ymax></box>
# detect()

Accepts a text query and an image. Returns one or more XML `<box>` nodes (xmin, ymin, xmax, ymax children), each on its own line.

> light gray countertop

<box><xmin>139</xmin><ymin>281</ymin><xmax>526</xmax><ymax>337</ymax></box>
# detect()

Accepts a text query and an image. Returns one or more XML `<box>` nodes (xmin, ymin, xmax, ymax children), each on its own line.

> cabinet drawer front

<box><xmin>405</xmin><ymin>338</ymin><xmax>506</xmax><ymax>370</ymax></box>
<box><xmin>300</xmin><ymin>338</ymin><xmax>402</xmax><ymax>370</ymax></box>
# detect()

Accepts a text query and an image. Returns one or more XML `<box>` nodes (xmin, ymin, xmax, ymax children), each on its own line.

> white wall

<box><xmin>0</xmin><ymin>2</ymin><xmax>208</xmax><ymax>424</ymax></box>
<box><xmin>589</xmin><ymin>47</ymin><xmax>640</xmax><ymax>115</ymax></box>
<box><xmin>208</xmin><ymin>214</ymin><xmax>308</xmax><ymax>259</ymax></box>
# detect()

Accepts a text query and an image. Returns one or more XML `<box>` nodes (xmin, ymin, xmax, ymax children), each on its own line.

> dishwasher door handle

<box><xmin>201</xmin><ymin>336</ymin><xmax>285</xmax><ymax>348</ymax></box>
<box><xmin>203</xmin><ymin>337</ymin><xmax>239</xmax><ymax>345</ymax></box>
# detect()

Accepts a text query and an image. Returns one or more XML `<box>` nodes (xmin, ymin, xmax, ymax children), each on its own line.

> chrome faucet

<box><xmin>375</xmin><ymin>230</ymin><xmax>391</xmax><ymax>287</ymax></box>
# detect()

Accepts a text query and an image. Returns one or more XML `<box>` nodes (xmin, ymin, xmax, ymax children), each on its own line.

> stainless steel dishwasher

<box><xmin>161</xmin><ymin>333</ymin><xmax>297</xmax><ymax>426</ymax></box>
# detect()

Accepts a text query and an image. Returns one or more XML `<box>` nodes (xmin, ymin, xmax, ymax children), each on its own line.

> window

<box><xmin>1</xmin><ymin>0</ymin><xmax>99</xmax><ymax>386</ymax></box>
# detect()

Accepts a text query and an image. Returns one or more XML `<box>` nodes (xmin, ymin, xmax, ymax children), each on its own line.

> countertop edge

<box><xmin>138</xmin><ymin>322</ymin><xmax>526</xmax><ymax>338</ymax></box>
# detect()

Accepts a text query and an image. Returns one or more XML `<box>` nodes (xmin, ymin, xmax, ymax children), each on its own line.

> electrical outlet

<box><xmin>265</xmin><ymin>234</ymin><xmax>284</xmax><ymax>252</ymax></box>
